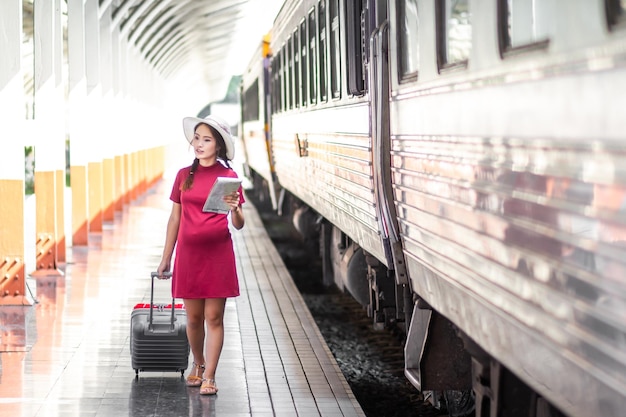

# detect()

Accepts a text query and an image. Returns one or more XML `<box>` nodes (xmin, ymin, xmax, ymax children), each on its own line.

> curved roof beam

<box><xmin>159</xmin><ymin>38</ymin><xmax>231</xmax><ymax>78</ymax></box>
<box><xmin>146</xmin><ymin>9</ymin><xmax>235</xmax><ymax>67</ymax></box>
<box><xmin>144</xmin><ymin>1</ymin><xmax>247</xmax><ymax>58</ymax></box>
<box><xmin>140</xmin><ymin>3</ymin><xmax>213</xmax><ymax>61</ymax></box>
<box><xmin>151</xmin><ymin>25</ymin><xmax>232</xmax><ymax>76</ymax></box>
<box><xmin>127</xmin><ymin>2</ymin><xmax>184</xmax><ymax>46</ymax></box>
<box><xmin>151</xmin><ymin>31</ymin><xmax>196</xmax><ymax>72</ymax></box>
<box><xmin>136</xmin><ymin>7</ymin><xmax>189</xmax><ymax>55</ymax></box>
<box><xmin>98</xmin><ymin>0</ymin><xmax>113</xmax><ymax>19</ymax></box>
<box><xmin>117</xmin><ymin>0</ymin><xmax>156</xmax><ymax>36</ymax></box>
<box><xmin>146</xmin><ymin>23</ymin><xmax>192</xmax><ymax>64</ymax></box>
<box><xmin>110</xmin><ymin>0</ymin><xmax>138</xmax><ymax>27</ymax></box>
<box><xmin>138</xmin><ymin>0</ymin><xmax>245</xmax><ymax>49</ymax></box>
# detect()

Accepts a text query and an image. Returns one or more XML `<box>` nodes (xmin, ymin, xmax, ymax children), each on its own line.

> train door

<box><xmin>382</xmin><ymin>1</ymin><xmax>475</xmax><ymax>416</ymax></box>
<box><xmin>240</xmin><ymin>38</ymin><xmax>281</xmax><ymax>211</ymax></box>
<box><xmin>261</xmin><ymin>51</ymin><xmax>281</xmax><ymax>211</ymax></box>
<box><xmin>367</xmin><ymin>0</ymin><xmax>411</xmax><ymax>329</ymax></box>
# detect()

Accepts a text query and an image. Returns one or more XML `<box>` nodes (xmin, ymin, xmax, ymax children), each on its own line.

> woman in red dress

<box><xmin>157</xmin><ymin>114</ymin><xmax>245</xmax><ymax>395</ymax></box>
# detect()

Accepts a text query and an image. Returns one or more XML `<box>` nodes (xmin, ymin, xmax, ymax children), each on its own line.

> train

<box><xmin>239</xmin><ymin>1</ymin><xmax>626</xmax><ymax>416</ymax></box>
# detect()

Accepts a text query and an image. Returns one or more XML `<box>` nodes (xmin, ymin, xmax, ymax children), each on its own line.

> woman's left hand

<box><xmin>225</xmin><ymin>190</ymin><xmax>245</xmax><ymax>229</ymax></box>
<box><xmin>224</xmin><ymin>191</ymin><xmax>240</xmax><ymax>212</ymax></box>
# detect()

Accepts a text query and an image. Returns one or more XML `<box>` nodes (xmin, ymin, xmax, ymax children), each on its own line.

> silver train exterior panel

<box><xmin>240</xmin><ymin>0</ymin><xmax>626</xmax><ymax>416</ymax></box>
<box><xmin>272</xmin><ymin>106</ymin><xmax>388</xmax><ymax>265</ymax></box>
<box><xmin>389</xmin><ymin>2</ymin><xmax>626</xmax><ymax>415</ymax></box>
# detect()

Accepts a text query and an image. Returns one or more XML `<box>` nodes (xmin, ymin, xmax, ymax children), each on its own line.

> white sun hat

<box><xmin>182</xmin><ymin>114</ymin><xmax>235</xmax><ymax>160</ymax></box>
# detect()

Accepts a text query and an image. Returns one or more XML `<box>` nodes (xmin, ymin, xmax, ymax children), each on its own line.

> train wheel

<box><xmin>250</xmin><ymin>172</ymin><xmax>271</xmax><ymax>210</ymax></box>
<box><xmin>443</xmin><ymin>389</ymin><xmax>476</xmax><ymax>417</ymax></box>
<box><xmin>320</xmin><ymin>221</ymin><xmax>334</xmax><ymax>287</ymax></box>
<box><xmin>534</xmin><ymin>397</ymin><xmax>566</xmax><ymax>417</ymax></box>
<box><xmin>471</xmin><ymin>358</ymin><xmax>566</xmax><ymax>417</ymax></box>
<box><xmin>426</xmin><ymin>390</ymin><xmax>475</xmax><ymax>417</ymax></box>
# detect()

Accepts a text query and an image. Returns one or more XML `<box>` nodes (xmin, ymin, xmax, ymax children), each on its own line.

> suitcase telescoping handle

<box><xmin>149</xmin><ymin>271</ymin><xmax>175</xmax><ymax>331</ymax></box>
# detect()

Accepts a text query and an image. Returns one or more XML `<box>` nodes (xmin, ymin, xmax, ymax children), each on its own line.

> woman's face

<box><xmin>192</xmin><ymin>124</ymin><xmax>220</xmax><ymax>164</ymax></box>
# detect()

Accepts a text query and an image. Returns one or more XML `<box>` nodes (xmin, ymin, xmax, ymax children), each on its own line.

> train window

<box><xmin>319</xmin><ymin>0</ymin><xmax>328</xmax><ymax>102</ymax></box>
<box><xmin>283</xmin><ymin>46</ymin><xmax>290</xmax><ymax>111</ymax></box>
<box><xmin>329</xmin><ymin>0</ymin><xmax>341</xmax><ymax>98</ymax></box>
<box><xmin>606</xmin><ymin>0</ymin><xmax>626</xmax><ymax>29</ymax></box>
<box><xmin>498</xmin><ymin>0</ymin><xmax>552</xmax><ymax>53</ymax></box>
<box><xmin>308</xmin><ymin>8</ymin><xmax>318</xmax><ymax>105</ymax></box>
<box><xmin>274</xmin><ymin>57</ymin><xmax>281</xmax><ymax>114</ymax></box>
<box><xmin>280</xmin><ymin>49</ymin><xmax>286</xmax><ymax>112</ymax></box>
<box><xmin>287</xmin><ymin>37</ymin><xmax>294</xmax><ymax>110</ymax></box>
<box><xmin>396</xmin><ymin>0</ymin><xmax>419</xmax><ymax>81</ymax></box>
<box><xmin>293</xmin><ymin>29</ymin><xmax>300</xmax><ymax>108</ymax></box>
<box><xmin>346</xmin><ymin>0</ymin><xmax>366</xmax><ymax>95</ymax></box>
<box><xmin>300</xmin><ymin>19</ymin><xmax>308</xmax><ymax>107</ymax></box>
<box><xmin>279</xmin><ymin>48</ymin><xmax>285</xmax><ymax>112</ymax></box>
<box><xmin>242</xmin><ymin>79</ymin><xmax>259</xmax><ymax>122</ymax></box>
<box><xmin>270</xmin><ymin>55</ymin><xmax>276</xmax><ymax>113</ymax></box>
<box><xmin>435</xmin><ymin>0</ymin><xmax>472</xmax><ymax>71</ymax></box>
<box><xmin>271</xmin><ymin>59</ymin><xmax>277</xmax><ymax>115</ymax></box>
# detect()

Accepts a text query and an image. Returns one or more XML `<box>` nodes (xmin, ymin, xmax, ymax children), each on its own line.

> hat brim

<box><xmin>183</xmin><ymin>116</ymin><xmax>234</xmax><ymax>160</ymax></box>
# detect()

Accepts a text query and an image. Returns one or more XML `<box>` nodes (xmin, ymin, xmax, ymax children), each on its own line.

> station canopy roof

<box><xmin>23</xmin><ymin>0</ymin><xmax>282</xmax><ymax>110</ymax></box>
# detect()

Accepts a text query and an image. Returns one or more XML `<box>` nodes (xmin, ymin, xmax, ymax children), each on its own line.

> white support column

<box><xmin>126</xmin><ymin>48</ymin><xmax>143</xmax><ymax>201</ymax></box>
<box><xmin>67</xmin><ymin>0</ymin><xmax>90</xmax><ymax>246</ymax></box>
<box><xmin>99</xmin><ymin>5</ymin><xmax>116</xmax><ymax>222</ymax></box>
<box><xmin>32</xmin><ymin>0</ymin><xmax>65</xmax><ymax>278</ymax></box>
<box><xmin>0</xmin><ymin>0</ymin><xmax>25</xmax><ymax>182</ymax></box>
<box><xmin>118</xmin><ymin>34</ymin><xmax>131</xmax><ymax>206</ymax></box>
<box><xmin>0</xmin><ymin>0</ymin><xmax>29</xmax><ymax>305</ymax></box>
<box><xmin>111</xmin><ymin>19</ymin><xmax>126</xmax><ymax>212</ymax></box>
<box><xmin>84</xmin><ymin>0</ymin><xmax>104</xmax><ymax>232</ymax></box>
<box><xmin>54</xmin><ymin>0</ymin><xmax>67</xmax><ymax>263</ymax></box>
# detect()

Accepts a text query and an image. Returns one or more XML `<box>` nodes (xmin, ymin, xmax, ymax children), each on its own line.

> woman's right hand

<box><xmin>156</xmin><ymin>260</ymin><xmax>171</xmax><ymax>279</ymax></box>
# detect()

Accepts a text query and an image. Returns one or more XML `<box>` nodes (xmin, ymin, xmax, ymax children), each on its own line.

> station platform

<box><xmin>0</xmin><ymin>179</ymin><xmax>365</xmax><ymax>417</ymax></box>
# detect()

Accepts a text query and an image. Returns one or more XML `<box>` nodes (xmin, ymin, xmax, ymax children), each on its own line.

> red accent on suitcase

<box><xmin>133</xmin><ymin>303</ymin><xmax>185</xmax><ymax>309</ymax></box>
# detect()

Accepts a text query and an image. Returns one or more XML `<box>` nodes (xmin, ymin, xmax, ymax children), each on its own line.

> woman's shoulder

<box><xmin>172</xmin><ymin>165</ymin><xmax>192</xmax><ymax>183</ymax></box>
<box><xmin>176</xmin><ymin>165</ymin><xmax>193</xmax><ymax>175</ymax></box>
<box><xmin>216</xmin><ymin>162</ymin><xmax>238</xmax><ymax>178</ymax></box>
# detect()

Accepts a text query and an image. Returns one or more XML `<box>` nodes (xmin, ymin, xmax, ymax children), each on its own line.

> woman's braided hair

<box><xmin>181</xmin><ymin>122</ymin><xmax>232</xmax><ymax>191</ymax></box>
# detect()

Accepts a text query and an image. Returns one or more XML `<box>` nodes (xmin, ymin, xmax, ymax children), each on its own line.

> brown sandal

<box><xmin>186</xmin><ymin>362</ymin><xmax>205</xmax><ymax>387</ymax></box>
<box><xmin>200</xmin><ymin>378</ymin><xmax>218</xmax><ymax>395</ymax></box>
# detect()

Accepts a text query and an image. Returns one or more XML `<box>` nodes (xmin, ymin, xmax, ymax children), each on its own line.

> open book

<box><xmin>202</xmin><ymin>177</ymin><xmax>242</xmax><ymax>214</ymax></box>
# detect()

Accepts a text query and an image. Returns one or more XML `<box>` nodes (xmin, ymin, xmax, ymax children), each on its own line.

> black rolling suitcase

<box><xmin>130</xmin><ymin>272</ymin><xmax>189</xmax><ymax>377</ymax></box>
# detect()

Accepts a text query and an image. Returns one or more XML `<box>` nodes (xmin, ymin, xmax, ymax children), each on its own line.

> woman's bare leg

<box><xmin>201</xmin><ymin>297</ymin><xmax>226</xmax><ymax>393</ymax></box>
<box><xmin>184</xmin><ymin>298</ymin><xmax>206</xmax><ymax>368</ymax></box>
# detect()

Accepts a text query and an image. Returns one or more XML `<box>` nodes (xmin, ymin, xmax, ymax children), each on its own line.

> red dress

<box><xmin>169</xmin><ymin>162</ymin><xmax>245</xmax><ymax>299</ymax></box>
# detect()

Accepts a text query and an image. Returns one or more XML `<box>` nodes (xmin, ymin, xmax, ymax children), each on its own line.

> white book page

<box><xmin>202</xmin><ymin>177</ymin><xmax>242</xmax><ymax>214</ymax></box>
